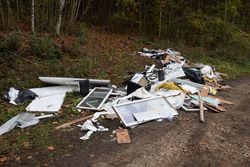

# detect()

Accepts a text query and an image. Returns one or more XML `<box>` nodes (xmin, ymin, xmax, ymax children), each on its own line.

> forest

<box><xmin>1</xmin><ymin>0</ymin><xmax>250</xmax><ymax>34</ymax></box>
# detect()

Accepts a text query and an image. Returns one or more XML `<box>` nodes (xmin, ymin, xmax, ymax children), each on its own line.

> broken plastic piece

<box><xmin>91</xmin><ymin>111</ymin><xmax>109</xmax><ymax>122</ymax></box>
<box><xmin>80</xmin><ymin>131</ymin><xmax>94</xmax><ymax>140</ymax></box>
<box><xmin>0</xmin><ymin>113</ymin><xmax>52</xmax><ymax>135</ymax></box>
<box><xmin>80</xmin><ymin>120</ymin><xmax>97</xmax><ymax>131</ymax></box>
<box><xmin>0</xmin><ymin>113</ymin><xmax>39</xmax><ymax>136</ymax></box>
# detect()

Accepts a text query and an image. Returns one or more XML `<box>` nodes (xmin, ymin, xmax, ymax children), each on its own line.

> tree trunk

<box><xmin>16</xmin><ymin>0</ymin><xmax>20</xmax><ymax>31</ymax></box>
<box><xmin>56</xmin><ymin>0</ymin><xmax>65</xmax><ymax>36</ymax></box>
<box><xmin>0</xmin><ymin>0</ymin><xmax>5</xmax><ymax>27</ymax></box>
<box><xmin>158</xmin><ymin>1</ymin><xmax>162</xmax><ymax>37</ymax></box>
<box><xmin>73</xmin><ymin>0</ymin><xmax>81</xmax><ymax>23</ymax></box>
<box><xmin>224</xmin><ymin>0</ymin><xmax>228</xmax><ymax>21</ymax></box>
<box><xmin>79</xmin><ymin>0</ymin><xmax>92</xmax><ymax>21</ymax></box>
<box><xmin>139</xmin><ymin>0</ymin><xmax>142</xmax><ymax>34</ymax></box>
<box><xmin>70</xmin><ymin>0</ymin><xmax>77</xmax><ymax>23</ymax></box>
<box><xmin>31</xmin><ymin>0</ymin><xmax>35</xmax><ymax>34</ymax></box>
<box><xmin>6</xmin><ymin>0</ymin><xmax>12</xmax><ymax>29</ymax></box>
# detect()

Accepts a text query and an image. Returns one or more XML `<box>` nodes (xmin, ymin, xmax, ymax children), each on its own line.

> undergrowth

<box><xmin>30</xmin><ymin>36</ymin><xmax>61</xmax><ymax>60</ymax></box>
<box><xmin>0</xmin><ymin>32</ymin><xmax>22</xmax><ymax>54</ymax></box>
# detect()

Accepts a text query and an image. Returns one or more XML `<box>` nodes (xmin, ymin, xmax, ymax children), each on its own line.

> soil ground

<box><xmin>1</xmin><ymin>76</ymin><xmax>250</xmax><ymax>167</ymax></box>
<box><xmin>50</xmin><ymin>77</ymin><xmax>250</xmax><ymax>167</ymax></box>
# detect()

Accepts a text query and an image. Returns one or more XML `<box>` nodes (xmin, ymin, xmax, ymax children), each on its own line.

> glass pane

<box><xmin>78</xmin><ymin>88</ymin><xmax>112</xmax><ymax>109</ymax></box>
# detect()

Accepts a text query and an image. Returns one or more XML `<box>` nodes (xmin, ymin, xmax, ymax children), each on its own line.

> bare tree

<box><xmin>158</xmin><ymin>1</ymin><xmax>162</xmax><ymax>37</ymax></box>
<box><xmin>0</xmin><ymin>0</ymin><xmax>4</xmax><ymax>27</ymax></box>
<box><xmin>56</xmin><ymin>0</ymin><xmax>65</xmax><ymax>36</ymax></box>
<box><xmin>31</xmin><ymin>0</ymin><xmax>35</xmax><ymax>33</ymax></box>
<box><xmin>6</xmin><ymin>0</ymin><xmax>13</xmax><ymax>28</ymax></box>
<box><xmin>16</xmin><ymin>0</ymin><xmax>20</xmax><ymax>31</ymax></box>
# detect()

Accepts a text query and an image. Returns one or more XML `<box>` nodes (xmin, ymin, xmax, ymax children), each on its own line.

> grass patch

<box><xmin>181</xmin><ymin>46</ymin><xmax>250</xmax><ymax>79</ymax></box>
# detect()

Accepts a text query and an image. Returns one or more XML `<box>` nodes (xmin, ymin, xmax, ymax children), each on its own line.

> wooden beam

<box><xmin>198</xmin><ymin>91</ymin><xmax>205</xmax><ymax>123</ymax></box>
<box><xmin>55</xmin><ymin>114</ymin><xmax>93</xmax><ymax>130</ymax></box>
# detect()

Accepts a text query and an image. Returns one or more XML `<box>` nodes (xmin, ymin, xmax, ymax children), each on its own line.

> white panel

<box><xmin>113</xmin><ymin>97</ymin><xmax>178</xmax><ymax>127</ymax></box>
<box><xmin>30</xmin><ymin>86</ymin><xmax>78</xmax><ymax>97</ymax></box>
<box><xmin>26</xmin><ymin>93</ymin><xmax>65</xmax><ymax>112</ymax></box>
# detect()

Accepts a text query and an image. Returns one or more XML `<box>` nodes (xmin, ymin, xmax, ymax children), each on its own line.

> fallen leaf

<box><xmin>16</xmin><ymin>156</ymin><xmax>21</xmax><ymax>161</ymax></box>
<box><xmin>0</xmin><ymin>157</ymin><xmax>7</xmax><ymax>163</ymax></box>
<box><xmin>48</xmin><ymin>146</ymin><xmax>54</xmax><ymax>152</ymax></box>
<box><xmin>23</xmin><ymin>141</ymin><xmax>30</xmax><ymax>148</ymax></box>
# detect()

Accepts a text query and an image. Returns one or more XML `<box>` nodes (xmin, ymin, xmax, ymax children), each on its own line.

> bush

<box><xmin>66</xmin><ymin>23</ymin><xmax>88</xmax><ymax>44</ymax></box>
<box><xmin>0</xmin><ymin>32</ymin><xmax>22</xmax><ymax>53</ymax></box>
<box><xmin>77</xmin><ymin>25</ymin><xmax>88</xmax><ymax>44</ymax></box>
<box><xmin>168</xmin><ymin>15</ymin><xmax>250</xmax><ymax>64</ymax></box>
<box><xmin>30</xmin><ymin>36</ymin><xmax>61</xmax><ymax>60</ymax></box>
<box><xmin>107</xmin><ymin>13</ymin><xmax>137</xmax><ymax>33</ymax></box>
<box><xmin>66</xmin><ymin>42</ymin><xmax>82</xmax><ymax>57</ymax></box>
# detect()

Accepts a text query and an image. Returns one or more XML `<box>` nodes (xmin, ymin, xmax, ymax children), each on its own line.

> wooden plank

<box><xmin>207</xmin><ymin>95</ymin><xmax>233</xmax><ymax>105</ymax></box>
<box><xmin>215</xmin><ymin>106</ymin><xmax>227</xmax><ymax>112</ymax></box>
<box><xmin>105</xmin><ymin>114</ymin><xmax>118</xmax><ymax>120</ymax></box>
<box><xmin>116</xmin><ymin>129</ymin><xmax>131</xmax><ymax>144</ymax></box>
<box><xmin>168</xmin><ymin>54</ymin><xmax>182</xmax><ymax>63</ymax></box>
<box><xmin>204</xmin><ymin>104</ymin><xmax>221</xmax><ymax>113</ymax></box>
<box><xmin>55</xmin><ymin>114</ymin><xmax>93</xmax><ymax>130</ymax></box>
<box><xmin>220</xmin><ymin>85</ymin><xmax>231</xmax><ymax>89</ymax></box>
<box><xmin>200</xmin><ymin>86</ymin><xmax>209</xmax><ymax>96</ymax></box>
<box><xmin>218</xmin><ymin>98</ymin><xmax>233</xmax><ymax>105</ymax></box>
<box><xmin>197</xmin><ymin>92</ymin><xmax>205</xmax><ymax>123</ymax></box>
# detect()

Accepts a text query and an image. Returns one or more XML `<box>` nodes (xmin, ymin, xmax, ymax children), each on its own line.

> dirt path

<box><xmin>52</xmin><ymin>77</ymin><xmax>250</xmax><ymax>167</ymax></box>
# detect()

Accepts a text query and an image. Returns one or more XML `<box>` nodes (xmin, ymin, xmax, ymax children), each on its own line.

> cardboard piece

<box><xmin>201</xmin><ymin>86</ymin><xmax>209</xmax><ymax>96</ymax></box>
<box><xmin>116</xmin><ymin>129</ymin><xmax>131</xmax><ymax>144</ymax></box>
<box><xmin>105</xmin><ymin>114</ymin><xmax>118</xmax><ymax>120</ymax></box>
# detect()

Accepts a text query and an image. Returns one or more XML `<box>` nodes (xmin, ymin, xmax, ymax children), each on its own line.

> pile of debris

<box><xmin>0</xmin><ymin>48</ymin><xmax>233</xmax><ymax>144</ymax></box>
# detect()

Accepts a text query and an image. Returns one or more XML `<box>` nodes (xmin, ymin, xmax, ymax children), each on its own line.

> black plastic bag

<box><xmin>183</xmin><ymin>67</ymin><xmax>205</xmax><ymax>84</ymax></box>
<box><xmin>3</xmin><ymin>87</ymin><xmax>37</xmax><ymax>105</ymax></box>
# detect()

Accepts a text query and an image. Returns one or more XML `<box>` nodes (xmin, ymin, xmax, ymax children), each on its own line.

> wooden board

<box><xmin>105</xmin><ymin>114</ymin><xmax>118</xmax><ymax>120</ymax></box>
<box><xmin>116</xmin><ymin>129</ymin><xmax>131</xmax><ymax>144</ymax></box>
<box><xmin>55</xmin><ymin>114</ymin><xmax>93</xmax><ymax>130</ymax></box>
<box><xmin>207</xmin><ymin>95</ymin><xmax>233</xmax><ymax>105</ymax></box>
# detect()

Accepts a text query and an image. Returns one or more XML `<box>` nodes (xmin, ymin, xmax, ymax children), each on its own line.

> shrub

<box><xmin>0</xmin><ymin>32</ymin><xmax>22</xmax><ymax>53</ymax></box>
<box><xmin>30</xmin><ymin>36</ymin><xmax>61</xmax><ymax>60</ymax></box>
<box><xmin>77</xmin><ymin>25</ymin><xmax>88</xmax><ymax>44</ymax></box>
<box><xmin>66</xmin><ymin>23</ymin><xmax>88</xmax><ymax>44</ymax></box>
<box><xmin>167</xmin><ymin>15</ymin><xmax>250</xmax><ymax>64</ymax></box>
<box><xmin>66</xmin><ymin>42</ymin><xmax>82</xmax><ymax>57</ymax></box>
